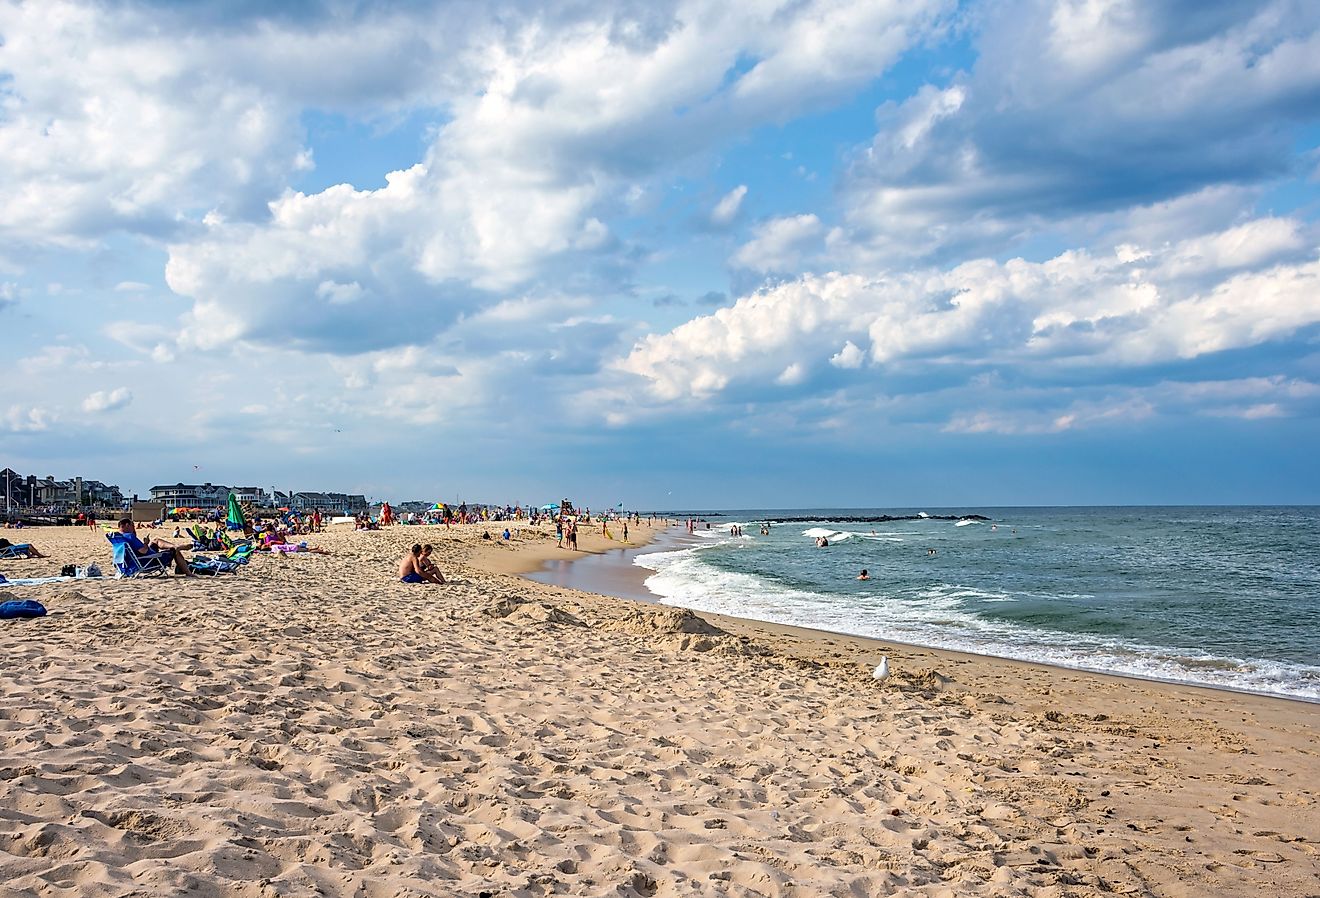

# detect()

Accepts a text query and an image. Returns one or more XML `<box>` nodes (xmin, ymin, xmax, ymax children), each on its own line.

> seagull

<box><xmin>872</xmin><ymin>656</ymin><xmax>890</xmax><ymax>682</ymax></box>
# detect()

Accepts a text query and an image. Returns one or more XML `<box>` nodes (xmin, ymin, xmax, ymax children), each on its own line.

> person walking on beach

<box><xmin>623</xmin><ymin>521</ymin><xmax>629</xmax><ymax>543</ymax></box>
<box><xmin>555</xmin><ymin>518</ymin><xmax>564</xmax><ymax>547</ymax></box>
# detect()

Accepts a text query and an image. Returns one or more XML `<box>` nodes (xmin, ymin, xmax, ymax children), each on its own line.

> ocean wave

<box><xmin>632</xmin><ymin>545</ymin><xmax>1320</xmax><ymax>701</ymax></box>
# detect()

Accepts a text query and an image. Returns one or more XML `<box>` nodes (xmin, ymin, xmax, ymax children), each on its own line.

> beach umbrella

<box><xmin>225</xmin><ymin>492</ymin><xmax>246</xmax><ymax>531</ymax></box>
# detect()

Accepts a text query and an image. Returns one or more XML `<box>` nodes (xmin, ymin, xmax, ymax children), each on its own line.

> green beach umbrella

<box><xmin>226</xmin><ymin>492</ymin><xmax>246</xmax><ymax>530</ymax></box>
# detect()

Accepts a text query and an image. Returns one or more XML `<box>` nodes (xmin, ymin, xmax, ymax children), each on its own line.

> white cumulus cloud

<box><xmin>617</xmin><ymin>217</ymin><xmax>1320</xmax><ymax>404</ymax></box>
<box><xmin>81</xmin><ymin>387</ymin><xmax>133</xmax><ymax>413</ymax></box>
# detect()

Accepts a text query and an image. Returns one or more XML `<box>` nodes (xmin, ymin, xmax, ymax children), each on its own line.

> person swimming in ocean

<box><xmin>857</xmin><ymin>569</ymin><xmax>870</xmax><ymax>580</ymax></box>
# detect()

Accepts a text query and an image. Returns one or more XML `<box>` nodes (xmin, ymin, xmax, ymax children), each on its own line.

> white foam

<box><xmin>955</xmin><ymin>519</ymin><xmax>980</xmax><ymax>527</ymax></box>
<box><xmin>633</xmin><ymin>546</ymin><xmax>1320</xmax><ymax>702</ymax></box>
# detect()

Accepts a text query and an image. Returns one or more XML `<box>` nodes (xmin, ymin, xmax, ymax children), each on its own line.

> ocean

<box><xmin>633</xmin><ymin>506</ymin><xmax>1320</xmax><ymax>702</ymax></box>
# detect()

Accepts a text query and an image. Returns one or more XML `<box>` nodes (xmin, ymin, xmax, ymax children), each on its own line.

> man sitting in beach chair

<box><xmin>0</xmin><ymin>537</ymin><xmax>48</xmax><ymax>559</ymax></box>
<box><xmin>109</xmin><ymin>519</ymin><xmax>192</xmax><ymax>576</ymax></box>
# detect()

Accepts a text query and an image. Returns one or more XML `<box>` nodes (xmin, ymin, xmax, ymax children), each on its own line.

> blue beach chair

<box><xmin>106</xmin><ymin>533</ymin><xmax>171</xmax><ymax>577</ymax></box>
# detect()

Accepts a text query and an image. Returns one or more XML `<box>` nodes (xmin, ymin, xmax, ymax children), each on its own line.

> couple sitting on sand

<box><xmin>399</xmin><ymin>544</ymin><xmax>445</xmax><ymax>584</ymax></box>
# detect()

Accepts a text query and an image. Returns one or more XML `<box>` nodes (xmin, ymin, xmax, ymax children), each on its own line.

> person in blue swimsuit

<box><xmin>399</xmin><ymin>544</ymin><xmax>425</xmax><ymax>582</ymax></box>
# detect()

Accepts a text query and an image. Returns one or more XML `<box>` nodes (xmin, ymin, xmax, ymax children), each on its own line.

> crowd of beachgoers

<box><xmin>2</xmin><ymin>499</ymin><xmax>661</xmax><ymax>587</ymax></box>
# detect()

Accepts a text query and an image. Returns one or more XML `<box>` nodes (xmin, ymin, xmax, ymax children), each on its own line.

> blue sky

<box><xmin>2</xmin><ymin>0</ymin><xmax>1319</xmax><ymax>508</ymax></box>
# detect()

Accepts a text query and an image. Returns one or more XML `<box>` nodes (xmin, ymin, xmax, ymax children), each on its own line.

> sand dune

<box><xmin>1</xmin><ymin>523</ymin><xmax>1317</xmax><ymax>897</ymax></box>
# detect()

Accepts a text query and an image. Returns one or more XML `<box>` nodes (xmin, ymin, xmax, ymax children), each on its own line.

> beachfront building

<box><xmin>291</xmin><ymin>491</ymin><xmax>369</xmax><ymax>515</ymax></box>
<box><xmin>1</xmin><ymin>469</ymin><xmax>125</xmax><ymax>512</ymax></box>
<box><xmin>148</xmin><ymin>482</ymin><xmax>235</xmax><ymax>508</ymax></box>
<box><xmin>84</xmin><ymin>480</ymin><xmax>125</xmax><ymax>507</ymax></box>
<box><xmin>231</xmin><ymin>486</ymin><xmax>264</xmax><ymax>504</ymax></box>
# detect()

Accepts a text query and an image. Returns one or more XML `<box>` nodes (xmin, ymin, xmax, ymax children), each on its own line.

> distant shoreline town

<box><xmin>2</xmin><ymin>468</ymin><xmax>384</xmax><ymax>520</ymax></box>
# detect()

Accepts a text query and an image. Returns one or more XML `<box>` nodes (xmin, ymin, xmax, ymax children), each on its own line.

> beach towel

<box><xmin>0</xmin><ymin>599</ymin><xmax>46</xmax><ymax>619</ymax></box>
<box><xmin>0</xmin><ymin>576</ymin><xmax>74</xmax><ymax>587</ymax></box>
<box><xmin>190</xmin><ymin>556</ymin><xmax>240</xmax><ymax>574</ymax></box>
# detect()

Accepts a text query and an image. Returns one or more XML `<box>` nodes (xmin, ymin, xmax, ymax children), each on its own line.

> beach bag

<box><xmin>0</xmin><ymin>599</ymin><xmax>47</xmax><ymax>619</ymax></box>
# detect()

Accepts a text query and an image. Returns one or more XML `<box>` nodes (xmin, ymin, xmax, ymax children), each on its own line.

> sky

<box><xmin>3</xmin><ymin>0</ymin><xmax>1320</xmax><ymax>509</ymax></box>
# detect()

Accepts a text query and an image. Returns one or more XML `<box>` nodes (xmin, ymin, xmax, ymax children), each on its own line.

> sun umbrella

<box><xmin>226</xmin><ymin>492</ymin><xmax>247</xmax><ymax>531</ymax></box>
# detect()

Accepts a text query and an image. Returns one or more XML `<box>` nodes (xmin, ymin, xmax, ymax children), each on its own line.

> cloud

<box><xmin>829</xmin><ymin>340</ymin><xmax>864</xmax><ymax>369</ymax></box>
<box><xmin>944</xmin><ymin>397</ymin><xmax>1156</xmax><ymax>435</ymax></box>
<box><xmin>316</xmin><ymin>280</ymin><xmax>367</xmax><ymax>305</ymax></box>
<box><xmin>0</xmin><ymin>282</ymin><xmax>15</xmax><ymax>310</ymax></box>
<box><xmin>2</xmin><ymin>405</ymin><xmax>53</xmax><ymax>432</ymax></box>
<box><xmin>141</xmin><ymin>0</ymin><xmax>949</xmax><ymax>354</ymax></box>
<box><xmin>81</xmin><ymin>387</ymin><xmax>133</xmax><ymax>413</ymax></box>
<box><xmin>775</xmin><ymin>362</ymin><xmax>806</xmax><ymax>385</ymax></box>
<box><xmin>616</xmin><ymin>217</ymin><xmax>1320</xmax><ymax>403</ymax></box>
<box><xmin>836</xmin><ymin>0</ymin><xmax>1320</xmax><ymax>263</ymax></box>
<box><xmin>710</xmin><ymin>184</ymin><xmax>747</xmax><ymax>226</ymax></box>
<box><xmin>732</xmin><ymin>214</ymin><xmax>823</xmax><ymax>272</ymax></box>
<box><xmin>941</xmin><ymin>374</ymin><xmax>1320</xmax><ymax>435</ymax></box>
<box><xmin>0</xmin><ymin>0</ymin><xmax>510</xmax><ymax>250</ymax></box>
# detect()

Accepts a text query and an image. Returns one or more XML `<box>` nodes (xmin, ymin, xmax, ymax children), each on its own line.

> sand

<box><xmin>1</xmin><ymin>522</ymin><xmax>1317</xmax><ymax>897</ymax></box>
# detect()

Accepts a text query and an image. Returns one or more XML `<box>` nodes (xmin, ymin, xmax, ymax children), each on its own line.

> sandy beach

<box><xmin>2</xmin><ymin>522</ymin><xmax>1317</xmax><ymax>897</ymax></box>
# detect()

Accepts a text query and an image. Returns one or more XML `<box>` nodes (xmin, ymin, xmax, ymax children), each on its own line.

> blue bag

<box><xmin>0</xmin><ymin>599</ymin><xmax>47</xmax><ymax>619</ymax></box>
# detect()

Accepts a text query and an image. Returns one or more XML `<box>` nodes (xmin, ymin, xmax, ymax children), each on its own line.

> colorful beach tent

<box><xmin>225</xmin><ymin>492</ymin><xmax>246</xmax><ymax>531</ymax></box>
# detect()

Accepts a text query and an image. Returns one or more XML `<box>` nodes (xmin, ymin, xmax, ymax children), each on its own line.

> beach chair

<box><xmin>106</xmin><ymin>533</ymin><xmax>170</xmax><ymax>577</ymax></box>
<box><xmin>188</xmin><ymin>525</ymin><xmax>222</xmax><ymax>552</ymax></box>
<box><xmin>0</xmin><ymin>543</ymin><xmax>36</xmax><ymax>560</ymax></box>
<box><xmin>224</xmin><ymin>542</ymin><xmax>257</xmax><ymax>564</ymax></box>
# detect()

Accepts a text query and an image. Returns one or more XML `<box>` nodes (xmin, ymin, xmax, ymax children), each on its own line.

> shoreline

<box><xmin>513</xmin><ymin>524</ymin><xmax>1319</xmax><ymax>707</ymax></box>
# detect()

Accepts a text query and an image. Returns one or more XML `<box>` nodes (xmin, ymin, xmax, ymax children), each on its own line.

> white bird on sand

<box><xmin>872</xmin><ymin>656</ymin><xmax>890</xmax><ymax>681</ymax></box>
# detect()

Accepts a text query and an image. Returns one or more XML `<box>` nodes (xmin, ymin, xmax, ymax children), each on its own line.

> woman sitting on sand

<box><xmin>418</xmin><ymin>544</ymin><xmax>446</xmax><ymax>583</ymax></box>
